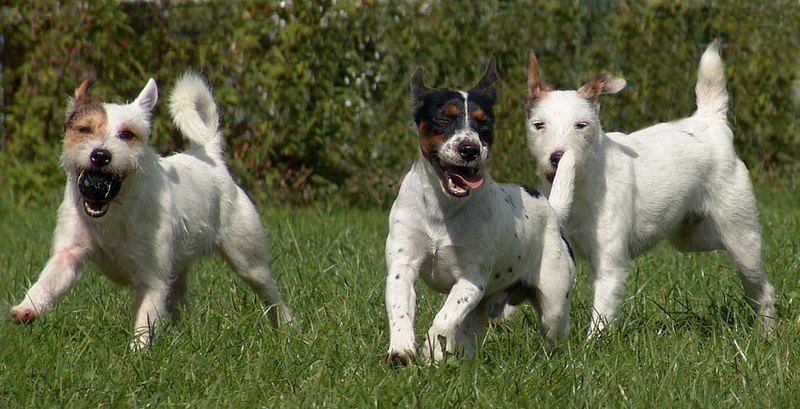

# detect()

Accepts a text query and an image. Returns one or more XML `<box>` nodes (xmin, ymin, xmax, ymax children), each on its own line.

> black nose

<box><xmin>90</xmin><ymin>149</ymin><xmax>112</xmax><ymax>168</ymax></box>
<box><xmin>458</xmin><ymin>143</ymin><xmax>480</xmax><ymax>162</ymax></box>
<box><xmin>550</xmin><ymin>150</ymin><xmax>564</xmax><ymax>167</ymax></box>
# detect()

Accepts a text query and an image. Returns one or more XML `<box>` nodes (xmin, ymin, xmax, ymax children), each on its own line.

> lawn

<box><xmin>1</xmin><ymin>182</ymin><xmax>798</xmax><ymax>408</ymax></box>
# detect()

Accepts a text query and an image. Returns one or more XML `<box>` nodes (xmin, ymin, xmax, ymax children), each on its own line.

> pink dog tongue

<box><xmin>450</xmin><ymin>171</ymin><xmax>484</xmax><ymax>190</ymax></box>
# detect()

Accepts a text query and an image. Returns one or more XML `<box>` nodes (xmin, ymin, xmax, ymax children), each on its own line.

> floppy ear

<box><xmin>577</xmin><ymin>72</ymin><xmax>626</xmax><ymax>103</ymax></box>
<box><xmin>134</xmin><ymin>78</ymin><xmax>159</xmax><ymax>112</ymax></box>
<box><xmin>470</xmin><ymin>57</ymin><xmax>498</xmax><ymax>104</ymax></box>
<box><xmin>411</xmin><ymin>68</ymin><xmax>434</xmax><ymax>110</ymax></box>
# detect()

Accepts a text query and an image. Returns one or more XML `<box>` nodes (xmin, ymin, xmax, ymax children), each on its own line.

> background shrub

<box><xmin>2</xmin><ymin>0</ymin><xmax>798</xmax><ymax>207</ymax></box>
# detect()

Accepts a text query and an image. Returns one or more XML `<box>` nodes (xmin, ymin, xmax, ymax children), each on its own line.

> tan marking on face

<box><xmin>63</xmin><ymin>108</ymin><xmax>107</xmax><ymax>153</ymax></box>
<box><xmin>444</xmin><ymin>105</ymin><xmax>460</xmax><ymax>118</ymax></box>
<box><xmin>417</xmin><ymin>120</ymin><xmax>446</xmax><ymax>159</ymax></box>
<box><xmin>473</xmin><ymin>108</ymin><xmax>486</xmax><ymax>122</ymax></box>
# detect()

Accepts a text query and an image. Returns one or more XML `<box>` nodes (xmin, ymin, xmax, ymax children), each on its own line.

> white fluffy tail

<box><xmin>169</xmin><ymin>73</ymin><xmax>224</xmax><ymax>160</ymax></box>
<box><xmin>548</xmin><ymin>150</ymin><xmax>576</xmax><ymax>228</ymax></box>
<box><xmin>694</xmin><ymin>40</ymin><xmax>729</xmax><ymax>119</ymax></box>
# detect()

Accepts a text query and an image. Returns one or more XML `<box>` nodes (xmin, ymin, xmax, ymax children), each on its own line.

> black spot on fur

<box><xmin>523</xmin><ymin>186</ymin><xmax>542</xmax><ymax>198</ymax></box>
<box><xmin>683</xmin><ymin>130</ymin><xmax>697</xmax><ymax>138</ymax></box>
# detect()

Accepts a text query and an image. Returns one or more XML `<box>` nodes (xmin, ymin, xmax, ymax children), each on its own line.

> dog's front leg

<box><xmin>11</xmin><ymin>209</ymin><xmax>91</xmax><ymax>324</ymax></box>
<box><xmin>385</xmin><ymin>254</ymin><xmax>420</xmax><ymax>365</ymax></box>
<box><xmin>422</xmin><ymin>277</ymin><xmax>486</xmax><ymax>363</ymax></box>
<box><xmin>589</xmin><ymin>255</ymin><xmax>630</xmax><ymax>337</ymax></box>
<box><xmin>130</xmin><ymin>280</ymin><xmax>171</xmax><ymax>350</ymax></box>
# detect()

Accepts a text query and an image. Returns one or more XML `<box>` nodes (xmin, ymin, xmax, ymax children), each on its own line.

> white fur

<box><xmin>11</xmin><ymin>73</ymin><xmax>293</xmax><ymax>349</ymax></box>
<box><xmin>386</xmin><ymin>89</ymin><xmax>575</xmax><ymax>364</ymax></box>
<box><xmin>526</xmin><ymin>41</ymin><xmax>776</xmax><ymax>335</ymax></box>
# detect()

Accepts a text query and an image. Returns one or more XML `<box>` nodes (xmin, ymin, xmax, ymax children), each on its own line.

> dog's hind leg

<box><xmin>218</xmin><ymin>189</ymin><xmax>293</xmax><ymax>327</ymax></box>
<box><xmin>166</xmin><ymin>265</ymin><xmax>190</xmax><ymax>322</ymax></box>
<box><xmin>453</xmin><ymin>300</ymin><xmax>492</xmax><ymax>358</ymax></box>
<box><xmin>708</xmin><ymin>181</ymin><xmax>776</xmax><ymax>331</ymax></box>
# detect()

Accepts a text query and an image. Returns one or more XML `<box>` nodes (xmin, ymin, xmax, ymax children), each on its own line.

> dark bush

<box><xmin>2</xmin><ymin>0</ymin><xmax>798</xmax><ymax>207</ymax></box>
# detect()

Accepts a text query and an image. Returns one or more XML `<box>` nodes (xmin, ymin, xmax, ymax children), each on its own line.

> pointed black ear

<box><xmin>470</xmin><ymin>57</ymin><xmax>498</xmax><ymax>104</ymax></box>
<box><xmin>411</xmin><ymin>68</ymin><xmax>434</xmax><ymax>110</ymax></box>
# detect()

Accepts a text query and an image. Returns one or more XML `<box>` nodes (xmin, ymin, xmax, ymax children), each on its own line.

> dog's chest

<box><xmin>414</xmin><ymin>200</ymin><xmax>539</xmax><ymax>295</ymax></box>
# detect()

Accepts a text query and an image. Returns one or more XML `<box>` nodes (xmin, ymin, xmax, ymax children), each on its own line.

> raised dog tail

<box><xmin>169</xmin><ymin>73</ymin><xmax>224</xmax><ymax>160</ymax></box>
<box><xmin>548</xmin><ymin>150</ymin><xmax>576</xmax><ymax>228</ymax></box>
<box><xmin>694</xmin><ymin>39</ymin><xmax>729</xmax><ymax>119</ymax></box>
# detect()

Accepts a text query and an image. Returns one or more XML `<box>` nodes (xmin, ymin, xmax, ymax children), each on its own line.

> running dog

<box><xmin>385</xmin><ymin>60</ymin><xmax>575</xmax><ymax>364</ymax></box>
<box><xmin>11</xmin><ymin>74</ymin><xmax>293</xmax><ymax>349</ymax></box>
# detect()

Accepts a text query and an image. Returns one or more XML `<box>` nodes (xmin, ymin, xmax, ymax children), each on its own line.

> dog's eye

<box><xmin>118</xmin><ymin>130</ymin><xmax>135</xmax><ymax>140</ymax></box>
<box><xmin>77</xmin><ymin>126</ymin><xmax>91</xmax><ymax>134</ymax></box>
<box><xmin>533</xmin><ymin>121</ymin><xmax>545</xmax><ymax>130</ymax></box>
<box><xmin>575</xmin><ymin>122</ymin><xmax>588</xmax><ymax>130</ymax></box>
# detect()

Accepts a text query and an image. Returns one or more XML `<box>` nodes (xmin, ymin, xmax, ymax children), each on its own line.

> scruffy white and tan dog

<box><xmin>10</xmin><ymin>74</ymin><xmax>293</xmax><ymax>349</ymax></box>
<box><xmin>385</xmin><ymin>60</ymin><xmax>575</xmax><ymax>365</ymax></box>
<box><xmin>525</xmin><ymin>41</ymin><xmax>776</xmax><ymax>335</ymax></box>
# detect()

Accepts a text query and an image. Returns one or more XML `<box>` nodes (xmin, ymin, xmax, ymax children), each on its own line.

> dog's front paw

<box><xmin>10</xmin><ymin>306</ymin><xmax>38</xmax><ymax>324</ymax></box>
<box><xmin>387</xmin><ymin>347</ymin><xmax>416</xmax><ymax>366</ymax></box>
<box><xmin>421</xmin><ymin>333</ymin><xmax>461</xmax><ymax>364</ymax></box>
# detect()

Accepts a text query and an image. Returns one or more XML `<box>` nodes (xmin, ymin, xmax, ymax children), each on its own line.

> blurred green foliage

<box><xmin>2</xmin><ymin>0</ymin><xmax>798</xmax><ymax>207</ymax></box>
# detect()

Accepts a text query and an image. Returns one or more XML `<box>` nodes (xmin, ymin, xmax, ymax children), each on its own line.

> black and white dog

<box><xmin>385</xmin><ymin>60</ymin><xmax>575</xmax><ymax>364</ymax></box>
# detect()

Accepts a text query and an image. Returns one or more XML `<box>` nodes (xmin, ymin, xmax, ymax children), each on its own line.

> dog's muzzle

<box><xmin>545</xmin><ymin>150</ymin><xmax>564</xmax><ymax>183</ymax></box>
<box><xmin>78</xmin><ymin>170</ymin><xmax>123</xmax><ymax>218</ymax></box>
<box><xmin>429</xmin><ymin>155</ymin><xmax>484</xmax><ymax>198</ymax></box>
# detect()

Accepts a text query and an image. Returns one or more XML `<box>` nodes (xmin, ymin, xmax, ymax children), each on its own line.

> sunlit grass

<box><xmin>1</xmin><ymin>183</ymin><xmax>798</xmax><ymax>408</ymax></box>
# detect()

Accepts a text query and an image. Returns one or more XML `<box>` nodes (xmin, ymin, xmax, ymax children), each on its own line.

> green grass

<box><xmin>1</xmin><ymin>182</ymin><xmax>799</xmax><ymax>408</ymax></box>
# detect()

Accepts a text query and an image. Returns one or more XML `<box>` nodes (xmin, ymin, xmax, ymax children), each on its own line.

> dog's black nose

<box><xmin>90</xmin><ymin>149</ymin><xmax>112</xmax><ymax>168</ymax></box>
<box><xmin>458</xmin><ymin>143</ymin><xmax>480</xmax><ymax>162</ymax></box>
<box><xmin>550</xmin><ymin>150</ymin><xmax>564</xmax><ymax>167</ymax></box>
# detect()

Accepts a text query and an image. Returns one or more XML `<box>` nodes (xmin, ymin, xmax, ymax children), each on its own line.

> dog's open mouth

<box><xmin>432</xmin><ymin>158</ymin><xmax>484</xmax><ymax>197</ymax></box>
<box><xmin>77</xmin><ymin>170</ymin><xmax>123</xmax><ymax>218</ymax></box>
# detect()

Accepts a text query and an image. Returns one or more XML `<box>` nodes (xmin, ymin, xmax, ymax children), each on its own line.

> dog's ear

<box><xmin>65</xmin><ymin>79</ymin><xmax>98</xmax><ymax>128</ymax></box>
<box><xmin>470</xmin><ymin>57</ymin><xmax>498</xmax><ymax>104</ymax></box>
<box><xmin>577</xmin><ymin>72</ymin><xmax>626</xmax><ymax>103</ymax></box>
<box><xmin>527</xmin><ymin>51</ymin><xmax>554</xmax><ymax>105</ymax></box>
<box><xmin>134</xmin><ymin>78</ymin><xmax>159</xmax><ymax>113</ymax></box>
<box><xmin>67</xmin><ymin>79</ymin><xmax>96</xmax><ymax>112</ymax></box>
<box><xmin>411</xmin><ymin>68</ymin><xmax>434</xmax><ymax>110</ymax></box>
<box><xmin>73</xmin><ymin>79</ymin><xmax>95</xmax><ymax>105</ymax></box>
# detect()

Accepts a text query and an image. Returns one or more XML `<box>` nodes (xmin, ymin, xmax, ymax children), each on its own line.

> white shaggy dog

<box><xmin>525</xmin><ymin>41</ymin><xmax>776</xmax><ymax>335</ymax></box>
<box><xmin>10</xmin><ymin>74</ymin><xmax>293</xmax><ymax>349</ymax></box>
<box><xmin>385</xmin><ymin>60</ymin><xmax>575</xmax><ymax>365</ymax></box>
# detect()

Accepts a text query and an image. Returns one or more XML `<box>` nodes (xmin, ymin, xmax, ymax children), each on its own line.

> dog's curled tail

<box><xmin>694</xmin><ymin>39</ymin><xmax>729</xmax><ymax>119</ymax></box>
<box><xmin>548</xmin><ymin>150</ymin><xmax>576</xmax><ymax>228</ymax></box>
<box><xmin>170</xmin><ymin>73</ymin><xmax>224</xmax><ymax>160</ymax></box>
